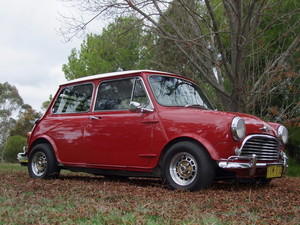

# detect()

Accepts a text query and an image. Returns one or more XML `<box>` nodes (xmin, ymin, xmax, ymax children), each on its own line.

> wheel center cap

<box><xmin>181</xmin><ymin>165</ymin><xmax>187</xmax><ymax>172</ymax></box>
<box><xmin>178</xmin><ymin>161</ymin><xmax>192</xmax><ymax>177</ymax></box>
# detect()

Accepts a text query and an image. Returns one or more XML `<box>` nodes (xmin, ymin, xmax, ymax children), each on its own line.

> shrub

<box><xmin>3</xmin><ymin>135</ymin><xmax>27</xmax><ymax>163</ymax></box>
<box><xmin>286</xmin><ymin>127</ymin><xmax>300</xmax><ymax>163</ymax></box>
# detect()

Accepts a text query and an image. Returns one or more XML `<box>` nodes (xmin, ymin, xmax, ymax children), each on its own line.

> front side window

<box><xmin>52</xmin><ymin>83</ymin><xmax>93</xmax><ymax>114</ymax></box>
<box><xmin>95</xmin><ymin>77</ymin><xmax>150</xmax><ymax>111</ymax></box>
<box><xmin>95</xmin><ymin>78</ymin><xmax>134</xmax><ymax>111</ymax></box>
<box><xmin>149</xmin><ymin>75</ymin><xmax>213</xmax><ymax>109</ymax></box>
<box><xmin>132</xmin><ymin>79</ymin><xmax>150</xmax><ymax>108</ymax></box>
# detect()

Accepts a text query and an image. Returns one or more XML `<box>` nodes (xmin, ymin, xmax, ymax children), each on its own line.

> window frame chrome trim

<box><xmin>93</xmin><ymin>76</ymin><xmax>154</xmax><ymax>112</ymax></box>
<box><xmin>147</xmin><ymin>74</ymin><xmax>215</xmax><ymax>110</ymax></box>
<box><xmin>51</xmin><ymin>82</ymin><xmax>95</xmax><ymax>115</ymax></box>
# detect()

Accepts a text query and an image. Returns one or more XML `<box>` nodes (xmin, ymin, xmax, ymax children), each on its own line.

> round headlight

<box><xmin>278</xmin><ymin>125</ymin><xmax>288</xmax><ymax>144</ymax></box>
<box><xmin>231</xmin><ymin>117</ymin><xmax>246</xmax><ymax>140</ymax></box>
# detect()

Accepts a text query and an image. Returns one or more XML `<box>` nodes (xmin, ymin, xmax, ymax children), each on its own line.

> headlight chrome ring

<box><xmin>231</xmin><ymin>117</ymin><xmax>246</xmax><ymax>141</ymax></box>
<box><xmin>278</xmin><ymin>125</ymin><xmax>288</xmax><ymax>145</ymax></box>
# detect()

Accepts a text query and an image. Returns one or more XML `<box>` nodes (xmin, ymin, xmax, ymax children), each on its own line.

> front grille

<box><xmin>240</xmin><ymin>135</ymin><xmax>280</xmax><ymax>161</ymax></box>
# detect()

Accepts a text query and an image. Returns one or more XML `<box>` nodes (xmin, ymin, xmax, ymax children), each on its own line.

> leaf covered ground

<box><xmin>0</xmin><ymin>166</ymin><xmax>299</xmax><ymax>224</ymax></box>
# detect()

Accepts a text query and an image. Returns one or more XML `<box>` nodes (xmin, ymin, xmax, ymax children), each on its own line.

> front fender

<box><xmin>168</xmin><ymin>133</ymin><xmax>221</xmax><ymax>160</ymax></box>
<box><xmin>29</xmin><ymin>135</ymin><xmax>60</xmax><ymax>163</ymax></box>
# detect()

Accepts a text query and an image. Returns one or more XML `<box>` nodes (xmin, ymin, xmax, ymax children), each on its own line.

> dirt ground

<box><xmin>1</xmin><ymin>169</ymin><xmax>300</xmax><ymax>224</ymax></box>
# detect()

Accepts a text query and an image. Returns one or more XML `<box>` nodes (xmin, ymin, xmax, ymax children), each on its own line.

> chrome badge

<box><xmin>260</xmin><ymin>125</ymin><xmax>270</xmax><ymax>132</ymax></box>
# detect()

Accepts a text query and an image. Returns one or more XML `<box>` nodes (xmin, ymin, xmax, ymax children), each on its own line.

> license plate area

<box><xmin>267</xmin><ymin>165</ymin><xmax>283</xmax><ymax>178</ymax></box>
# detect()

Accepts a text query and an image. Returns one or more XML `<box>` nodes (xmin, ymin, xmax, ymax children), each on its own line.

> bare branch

<box><xmin>253</xmin><ymin>35</ymin><xmax>300</xmax><ymax>93</ymax></box>
<box><xmin>204</xmin><ymin>0</ymin><xmax>232</xmax><ymax>82</ymax></box>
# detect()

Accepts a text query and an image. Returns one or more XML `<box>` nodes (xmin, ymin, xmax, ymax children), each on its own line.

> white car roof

<box><xmin>62</xmin><ymin>70</ymin><xmax>174</xmax><ymax>85</ymax></box>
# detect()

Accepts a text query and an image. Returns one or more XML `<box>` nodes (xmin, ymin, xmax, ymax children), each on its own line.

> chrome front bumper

<box><xmin>17</xmin><ymin>146</ymin><xmax>28</xmax><ymax>165</ymax></box>
<box><xmin>218</xmin><ymin>152</ymin><xmax>288</xmax><ymax>176</ymax></box>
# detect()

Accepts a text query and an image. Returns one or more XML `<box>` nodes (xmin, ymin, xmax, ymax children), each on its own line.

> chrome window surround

<box><xmin>148</xmin><ymin>74</ymin><xmax>214</xmax><ymax>110</ymax></box>
<box><xmin>93</xmin><ymin>76</ymin><xmax>154</xmax><ymax>112</ymax></box>
<box><xmin>51</xmin><ymin>82</ymin><xmax>94</xmax><ymax>114</ymax></box>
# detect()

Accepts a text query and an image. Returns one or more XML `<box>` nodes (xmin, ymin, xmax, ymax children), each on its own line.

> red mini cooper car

<box><xmin>21</xmin><ymin>70</ymin><xmax>288</xmax><ymax>191</ymax></box>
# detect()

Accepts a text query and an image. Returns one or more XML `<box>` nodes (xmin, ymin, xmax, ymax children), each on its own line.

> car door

<box><xmin>84</xmin><ymin>77</ymin><xmax>155</xmax><ymax>167</ymax></box>
<box><xmin>48</xmin><ymin>83</ymin><xmax>93</xmax><ymax>164</ymax></box>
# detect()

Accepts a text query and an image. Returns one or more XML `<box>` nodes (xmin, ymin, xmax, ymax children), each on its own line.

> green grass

<box><xmin>0</xmin><ymin>163</ymin><xmax>27</xmax><ymax>172</ymax></box>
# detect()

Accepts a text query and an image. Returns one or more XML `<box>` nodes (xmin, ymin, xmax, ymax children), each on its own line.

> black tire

<box><xmin>162</xmin><ymin>141</ymin><xmax>215</xmax><ymax>191</ymax></box>
<box><xmin>28</xmin><ymin>144</ymin><xmax>60</xmax><ymax>179</ymax></box>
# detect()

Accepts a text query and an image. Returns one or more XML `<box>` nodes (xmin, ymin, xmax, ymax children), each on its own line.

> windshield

<box><xmin>149</xmin><ymin>75</ymin><xmax>213</xmax><ymax>109</ymax></box>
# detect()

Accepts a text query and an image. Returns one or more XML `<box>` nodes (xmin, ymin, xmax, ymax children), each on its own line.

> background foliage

<box><xmin>3</xmin><ymin>136</ymin><xmax>27</xmax><ymax>163</ymax></box>
<box><xmin>60</xmin><ymin>0</ymin><xmax>299</xmax><ymax>117</ymax></box>
<box><xmin>0</xmin><ymin>82</ymin><xmax>23</xmax><ymax>162</ymax></box>
<box><xmin>62</xmin><ymin>16</ymin><xmax>146</xmax><ymax>80</ymax></box>
<box><xmin>0</xmin><ymin>83</ymin><xmax>40</xmax><ymax>163</ymax></box>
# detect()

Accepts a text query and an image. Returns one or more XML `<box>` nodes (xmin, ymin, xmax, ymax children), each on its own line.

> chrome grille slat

<box><xmin>243</xmin><ymin>148</ymin><xmax>277</xmax><ymax>152</ymax></box>
<box><xmin>244</xmin><ymin>145</ymin><xmax>276</xmax><ymax>149</ymax></box>
<box><xmin>247</xmin><ymin>139</ymin><xmax>276</xmax><ymax>143</ymax></box>
<box><xmin>240</xmin><ymin>135</ymin><xmax>280</xmax><ymax>161</ymax></box>
<box><xmin>246</xmin><ymin>144</ymin><xmax>278</xmax><ymax>148</ymax></box>
<box><xmin>243</xmin><ymin>151</ymin><xmax>278</xmax><ymax>156</ymax></box>
<box><xmin>246</xmin><ymin>142</ymin><xmax>277</xmax><ymax>146</ymax></box>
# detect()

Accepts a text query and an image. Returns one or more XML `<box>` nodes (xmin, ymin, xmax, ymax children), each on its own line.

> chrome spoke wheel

<box><xmin>162</xmin><ymin>142</ymin><xmax>215</xmax><ymax>191</ymax></box>
<box><xmin>31</xmin><ymin>151</ymin><xmax>48</xmax><ymax>176</ymax></box>
<box><xmin>169</xmin><ymin>152</ymin><xmax>197</xmax><ymax>186</ymax></box>
<box><xmin>28</xmin><ymin>144</ymin><xmax>60</xmax><ymax>179</ymax></box>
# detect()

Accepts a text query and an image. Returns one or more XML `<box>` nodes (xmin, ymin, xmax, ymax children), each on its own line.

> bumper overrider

<box><xmin>218</xmin><ymin>151</ymin><xmax>288</xmax><ymax>177</ymax></box>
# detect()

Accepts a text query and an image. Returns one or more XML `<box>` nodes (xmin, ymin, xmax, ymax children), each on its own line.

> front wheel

<box><xmin>28</xmin><ymin>144</ymin><xmax>60</xmax><ymax>179</ymax></box>
<box><xmin>162</xmin><ymin>141</ymin><xmax>215</xmax><ymax>191</ymax></box>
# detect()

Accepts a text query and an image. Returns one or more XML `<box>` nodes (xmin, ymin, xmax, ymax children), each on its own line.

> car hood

<box><xmin>227</xmin><ymin>111</ymin><xmax>277</xmax><ymax>136</ymax></box>
<box><xmin>159</xmin><ymin>107</ymin><xmax>278</xmax><ymax>137</ymax></box>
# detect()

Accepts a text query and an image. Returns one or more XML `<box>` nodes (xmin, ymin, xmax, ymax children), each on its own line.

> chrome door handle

<box><xmin>89</xmin><ymin>116</ymin><xmax>101</xmax><ymax>120</ymax></box>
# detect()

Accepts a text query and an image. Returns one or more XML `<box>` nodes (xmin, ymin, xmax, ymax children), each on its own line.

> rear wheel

<box><xmin>162</xmin><ymin>141</ymin><xmax>215</xmax><ymax>191</ymax></box>
<box><xmin>28</xmin><ymin>144</ymin><xmax>60</xmax><ymax>179</ymax></box>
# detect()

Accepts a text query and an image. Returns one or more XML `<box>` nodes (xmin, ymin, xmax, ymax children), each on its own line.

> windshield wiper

<box><xmin>184</xmin><ymin>104</ymin><xmax>207</xmax><ymax>109</ymax></box>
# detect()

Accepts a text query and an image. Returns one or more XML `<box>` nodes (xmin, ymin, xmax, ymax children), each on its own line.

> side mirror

<box><xmin>129</xmin><ymin>101</ymin><xmax>154</xmax><ymax>113</ymax></box>
<box><xmin>129</xmin><ymin>101</ymin><xmax>141</xmax><ymax>112</ymax></box>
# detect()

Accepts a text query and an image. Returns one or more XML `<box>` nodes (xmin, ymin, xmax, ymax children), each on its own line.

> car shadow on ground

<box><xmin>57</xmin><ymin>173</ymin><xmax>274</xmax><ymax>191</ymax></box>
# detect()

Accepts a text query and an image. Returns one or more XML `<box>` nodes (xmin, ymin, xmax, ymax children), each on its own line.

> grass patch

<box><xmin>0</xmin><ymin>163</ymin><xmax>27</xmax><ymax>172</ymax></box>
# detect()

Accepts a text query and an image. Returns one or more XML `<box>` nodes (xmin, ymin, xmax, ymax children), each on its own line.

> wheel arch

<box><xmin>28</xmin><ymin>140</ymin><xmax>61</xmax><ymax>179</ymax></box>
<box><xmin>157</xmin><ymin>136</ymin><xmax>216</xmax><ymax>168</ymax></box>
<box><xmin>29</xmin><ymin>137</ymin><xmax>59</xmax><ymax>162</ymax></box>
<box><xmin>159</xmin><ymin>137</ymin><xmax>217</xmax><ymax>190</ymax></box>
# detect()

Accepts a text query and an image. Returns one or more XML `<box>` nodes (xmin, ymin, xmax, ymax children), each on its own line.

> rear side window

<box><xmin>52</xmin><ymin>83</ymin><xmax>93</xmax><ymax>114</ymax></box>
